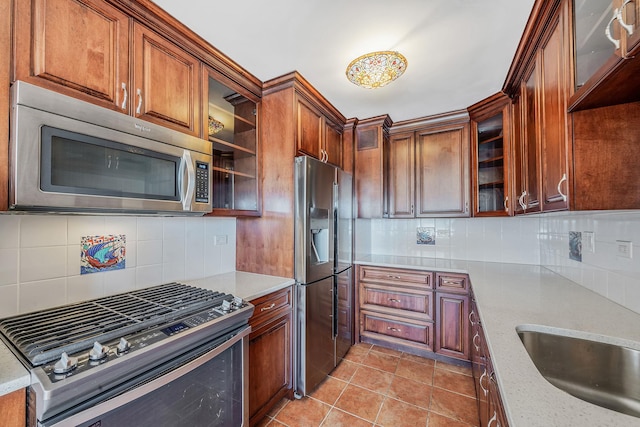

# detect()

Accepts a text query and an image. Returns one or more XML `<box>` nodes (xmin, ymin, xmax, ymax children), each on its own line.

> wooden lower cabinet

<box><xmin>470</xmin><ymin>296</ymin><xmax>509</xmax><ymax>427</ymax></box>
<box><xmin>248</xmin><ymin>287</ymin><xmax>293</xmax><ymax>427</ymax></box>
<box><xmin>0</xmin><ymin>388</ymin><xmax>26</xmax><ymax>427</ymax></box>
<box><xmin>357</xmin><ymin>265</ymin><xmax>470</xmax><ymax>363</ymax></box>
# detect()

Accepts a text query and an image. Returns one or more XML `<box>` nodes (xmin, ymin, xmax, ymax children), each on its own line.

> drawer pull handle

<box><xmin>488</xmin><ymin>411</ymin><xmax>499</xmax><ymax>427</ymax></box>
<box><xmin>260</xmin><ymin>303</ymin><xmax>276</xmax><ymax>312</ymax></box>
<box><xmin>479</xmin><ymin>369</ymin><xmax>488</xmax><ymax>396</ymax></box>
<box><xmin>387</xmin><ymin>327</ymin><xmax>402</xmax><ymax>332</ymax></box>
<box><xmin>442</xmin><ymin>280</ymin><xmax>458</xmax><ymax>285</ymax></box>
<box><xmin>472</xmin><ymin>331</ymin><xmax>480</xmax><ymax>351</ymax></box>
<box><xmin>121</xmin><ymin>82</ymin><xmax>128</xmax><ymax>110</ymax></box>
<box><xmin>387</xmin><ymin>275</ymin><xmax>402</xmax><ymax>279</ymax></box>
<box><xmin>388</xmin><ymin>298</ymin><xmax>401</xmax><ymax>303</ymax></box>
<box><xmin>469</xmin><ymin>311</ymin><xmax>476</xmax><ymax>326</ymax></box>
<box><xmin>136</xmin><ymin>88</ymin><xmax>143</xmax><ymax>114</ymax></box>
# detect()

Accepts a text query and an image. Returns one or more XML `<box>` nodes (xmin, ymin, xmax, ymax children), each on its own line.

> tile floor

<box><xmin>257</xmin><ymin>343</ymin><xmax>479</xmax><ymax>427</ymax></box>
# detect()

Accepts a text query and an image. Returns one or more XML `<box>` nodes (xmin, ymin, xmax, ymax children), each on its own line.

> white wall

<box><xmin>357</xmin><ymin>210</ymin><xmax>640</xmax><ymax>315</ymax></box>
<box><xmin>0</xmin><ymin>215</ymin><xmax>236</xmax><ymax>318</ymax></box>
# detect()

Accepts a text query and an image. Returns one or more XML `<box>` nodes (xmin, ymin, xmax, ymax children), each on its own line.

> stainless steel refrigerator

<box><xmin>294</xmin><ymin>155</ymin><xmax>353</xmax><ymax>397</ymax></box>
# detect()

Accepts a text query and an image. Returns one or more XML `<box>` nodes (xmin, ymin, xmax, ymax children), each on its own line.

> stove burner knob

<box><xmin>221</xmin><ymin>299</ymin><xmax>232</xmax><ymax>312</ymax></box>
<box><xmin>53</xmin><ymin>352</ymin><xmax>78</xmax><ymax>374</ymax></box>
<box><xmin>232</xmin><ymin>296</ymin><xmax>243</xmax><ymax>307</ymax></box>
<box><xmin>116</xmin><ymin>337</ymin><xmax>131</xmax><ymax>355</ymax></box>
<box><xmin>89</xmin><ymin>341</ymin><xmax>110</xmax><ymax>361</ymax></box>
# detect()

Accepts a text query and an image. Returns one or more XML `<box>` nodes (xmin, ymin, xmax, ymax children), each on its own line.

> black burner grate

<box><xmin>0</xmin><ymin>283</ymin><xmax>229</xmax><ymax>366</ymax></box>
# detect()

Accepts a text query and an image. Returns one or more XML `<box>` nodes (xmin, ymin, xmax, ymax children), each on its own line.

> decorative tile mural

<box><xmin>81</xmin><ymin>235</ymin><xmax>126</xmax><ymax>274</ymax></box>
<box><xmin>569</xmin><ymin>231</ymin><xmax>582</xmax><ymax>262</ymax></box>
<box><xmin>417</xmin><ymin>227</ymin><xmax>435</xmax><ymax>245</ymax></box>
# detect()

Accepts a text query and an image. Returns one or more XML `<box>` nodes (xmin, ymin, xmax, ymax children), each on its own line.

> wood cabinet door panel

<box><xmin>520</xmin><ymin>65</ymin><xmax>541</xmax><ymax>213</ymax></box>
<box><xmin>133</xmin><ymin>23</ymin><xmax>201</xmax><ymax>136</ymax></box>
<box><xmin>324</xmin><ymin>122</ymin><xmax>343</xmax><ymax>168</ymax></box>
<box><xmin>16</xmin><ymin>0</ymin><xmax>129</xmax><ymax>110</ymax></box>
<box><xmin>415</xmin><ymin>127</ymin><xmax>469</xmax><ymax>217</ymax></box>
<box><xmin>296</xmin><ymin>97</ymin><xmax>322</xmax><ymax>158</ymax></box>
<box><xmin>539</xmin><ymin>16</ymin><xmax>569</xmax><ymax>211</ymax></box>
<box><xmin>435</xmin><ymin>292</ymin><xmax>469</xmax><ymax>360</ymax></box>
<box><xmin>248</xmin><ymin>312</ymin><xmax>292</xmax><ymax>425</ymax></box>
<box><xmin>388</xmin><ymin>132</ymin><xmax>415</xmax><ymax>218</ymax></box>
<box><xmin>0</xmin><ymin>388</ymin><xmax>26</xmax><ymax>427</ymax></box>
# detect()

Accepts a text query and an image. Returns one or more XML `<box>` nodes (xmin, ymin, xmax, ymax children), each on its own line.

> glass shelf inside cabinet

<box><xmin>477</xmin><ymin>113</ymin><xmax>505</xmax><ymax>213</ymax></box>
<box><xmin>207</xmin><ymin>77</ymin><xmax>258</xmax><ymax>212</ymax></box>
<box><xmin>573</xmin><ymin>0</ymin><xmax>615</xmax><ymax>89</ymax></box>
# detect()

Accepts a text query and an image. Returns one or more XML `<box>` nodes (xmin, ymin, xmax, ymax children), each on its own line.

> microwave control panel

<box><xmin>195</xmin><ymin>161</ymin><xmax>209</xmax><ymax>203</ymax></box>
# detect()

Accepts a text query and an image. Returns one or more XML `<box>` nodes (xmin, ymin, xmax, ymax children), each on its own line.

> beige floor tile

<box><xmin>310</xmin><ymin>376</ymin><xmax>348</xmax><ymax>405</ymax></box>
<box><xmin>330</xmin><ymin>359</ymin><xmax>359</xmax><ymax>381</ymax></box>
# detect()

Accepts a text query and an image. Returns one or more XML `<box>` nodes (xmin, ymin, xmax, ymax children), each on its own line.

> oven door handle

<box><xmin>49</xmin><ymin>326</ymin><xmax>251</xmax><ymax>427</ymax></box>
<box><xmin>179</xmin><ymin>150</ymin><xmax>195</xmax><ymax>211</ymax></box>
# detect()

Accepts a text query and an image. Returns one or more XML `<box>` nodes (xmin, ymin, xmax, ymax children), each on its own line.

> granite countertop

<box><xmin>355</xmin><ymin>255</ymin><xmax>640</xmax><ymax>427</ymax></box>
<box><xmin>0</xmin><ymin>271</ymin><xmax>295</xmax><ymax>398</ymax></box>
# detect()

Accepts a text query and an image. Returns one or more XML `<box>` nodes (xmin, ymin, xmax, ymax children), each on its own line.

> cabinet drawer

<box><xmin>249</xmin><ymin>286</ymin><xmax>293</xmax><ymax>327</ymax></box>
<box><xmin>360</xmin><ymin>266</ymin><xmax>433</xmax><ymax>288</ymax></box>
<box><xmin>360</xmin><ymin>311</ymin><xmax>433</xmax><ymax>347</ymax></box>
<box><xmin>435</xmin><ymin>273</ymin><xmax>469</xmax><ymax>294</ymax></box>
<box><xmin>361</xmin><ymin>284</ymin><xmax>433</xmax><ymax>320</ymax></box>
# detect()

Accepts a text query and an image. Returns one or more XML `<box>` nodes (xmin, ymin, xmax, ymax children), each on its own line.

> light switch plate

<box><xmin>583</xmin><ymin>231</ymin><xmax>595</xmax><ymax>253</ymax></box>
<box><xmin>214</xmin><ymin>235</ymin><xmax>228</xmax><ymax>245</ymax></box>
<box><xmin>616</xmin><ymin>240</ymin><xmax>632</xmax><ymax>259</ymax></box>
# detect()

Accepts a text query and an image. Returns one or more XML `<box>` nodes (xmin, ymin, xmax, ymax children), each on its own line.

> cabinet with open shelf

<box><xmin>205</xmin><ymin>70</ymin><xmax>260</xmax><ymax>216</ymax></box>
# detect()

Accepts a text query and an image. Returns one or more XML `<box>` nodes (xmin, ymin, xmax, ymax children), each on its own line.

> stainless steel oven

<box><xmin>0</xmin><ymin>283</ymin><xmax>253</xmax><ymax>427</ymax></box>
<box><xmin>10</xmin><ymin>81</ymin><xmax>212</xmax><ymax>215</ymax></box>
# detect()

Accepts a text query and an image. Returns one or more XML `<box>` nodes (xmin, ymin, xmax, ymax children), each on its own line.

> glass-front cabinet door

<box><xmin>469</xmin><ymin>93</ymin><xmax>511</xmax><ymax>217</ymax></box>
<box><xmin>204</xmin><ymin>68</ymin><xmax>260</xmax><ymax>216</ymax></box>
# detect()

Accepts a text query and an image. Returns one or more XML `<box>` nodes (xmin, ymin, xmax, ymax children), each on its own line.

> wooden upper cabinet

<box><xmin>295</xmin><ymin>95</ymin><xmax>343</xmax><ymax>168</ymax></box>
<box><xmin>539</xmin><ymin>12</ymin><xmax>570</xmax><ymax>212</ymax></box>
<box><xmin>518</xmin><ymin>63</ymin><xmax>542</xmax><ymax>214</ymax></box>
<box><xmin>388</xmin><ymin>132</ymin><xmax>415</xmax><ymax>218</ymax></box>
<box><xmin>354</xmin><ymin>115</ymin><xmax>392</xmax><ymax>219</ymax></box>
<box><xmin>296</xmin><ymin>96</ymin><xmax>323</xmax><ymax>158</ymax></box>
<box><xmin>415</xmin><ymin>124</ymin><xmax>470</xmax><ymax>217</ymax></box>
<box><xmin>324</xmin><ymin>121</ymin><xmax>343</xmax><ymax>168</ymax></box>
<box><xmin>468</xmin><ymin>93</ymin><xmax>512</xmax><ymax>217</ymax></box>
<box><xmin>14</xmin><ymin>0</ymin><xmax>130</xmax><ymax>111</ymax></box>
<box><xmin>133</xmin><ymin>23</ymin><xmax>201</xmax><ymax>137</ymax></box>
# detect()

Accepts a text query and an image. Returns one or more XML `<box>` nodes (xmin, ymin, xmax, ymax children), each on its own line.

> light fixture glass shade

<box><xmin>346</xmin><ymin>51</ymin><xmax>408</xmax><ymax>89</ymax></box>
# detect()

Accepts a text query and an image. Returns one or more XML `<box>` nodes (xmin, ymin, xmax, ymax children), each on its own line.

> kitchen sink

<box><xmin>517</xmin><ymin>326</ymin><xmax>640</xmax><ymax>418</ymax></box>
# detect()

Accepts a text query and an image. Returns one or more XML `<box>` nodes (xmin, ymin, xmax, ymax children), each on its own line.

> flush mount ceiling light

<box><xmin>346</xmin><ymin>51</ymin><xmax>408</xmax><ymax>89</ymax></box>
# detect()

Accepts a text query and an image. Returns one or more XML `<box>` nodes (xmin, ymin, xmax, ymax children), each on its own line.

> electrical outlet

<box><xmin>583</xmin><ymin>231</ymin><xmax>595</xmax><ymax>253</ymax></box>
<box><xmin>616</xmin><ymin>240</ymin><xmax>632</xmax><ymax>259</ymax></box>
<box><xmin>214</xmin><ymin>235</ymin><xmax>228</xmax><ymax>245</ymax></box>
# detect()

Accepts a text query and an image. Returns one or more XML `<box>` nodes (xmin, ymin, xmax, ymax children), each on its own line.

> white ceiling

<box><xmin>152</xmin><ymin>0</ymin><xmax>535</xmax><ymax>123</ymax></box>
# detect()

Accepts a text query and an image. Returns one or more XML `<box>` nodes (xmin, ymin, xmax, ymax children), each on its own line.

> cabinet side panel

<box><xmin>236</xmin><ymin>89</ymin><xmax>295</xmax><ymax>276</ymax></box>
<box><xmin>572</xmin><ymin>102</ymin><xmax>640</xmax><ymax>210</ymax></box>
<box><xmin>1</xmin><ymin>0</ymin><xmax>11</xmax><ymax>210</ymax></box>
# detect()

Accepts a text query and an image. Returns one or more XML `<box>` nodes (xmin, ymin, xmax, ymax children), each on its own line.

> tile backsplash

<box><xmin>357</xmin><ymin>210</ymin><xmax>640</xmax><ymax>315</ymax></box>
<box><xmin>0</xmin><ymin>215</ymin><xmax>236</xmax><ymax>318</ymax></box>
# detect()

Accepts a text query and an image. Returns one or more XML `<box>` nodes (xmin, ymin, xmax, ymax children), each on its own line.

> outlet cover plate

<box><xmin>583</xmin><ymin>232</ymin><xmax>595</xmax><ymax>253</ymax></box>
<box><xmin>616</xmin><ymin>240</ymin><xmax>632</xmax><ymax>259</ymax></box>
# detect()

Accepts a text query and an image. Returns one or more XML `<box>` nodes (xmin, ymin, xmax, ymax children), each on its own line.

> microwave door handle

<box><xmin>180</xmin><ymin>151</ymin><xmax>195</xmax><ymax>211</ymax></box>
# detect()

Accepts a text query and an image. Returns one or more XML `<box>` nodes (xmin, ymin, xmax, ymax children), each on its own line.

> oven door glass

<box><xmin>66</xmin><ymin>337</ymin><xmax>245</xmax><ymax>427</ymax></box>
<box><xmin>41</xmin><ymin>126</ymin><xmax>180</xmax><ymax>201</ymax></box>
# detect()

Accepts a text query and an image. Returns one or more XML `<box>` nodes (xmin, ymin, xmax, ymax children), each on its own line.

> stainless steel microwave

<box><xmin>9</xmin><ymin>81</ymin><xmax>212</xmax><ymax>215</ymax></box>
